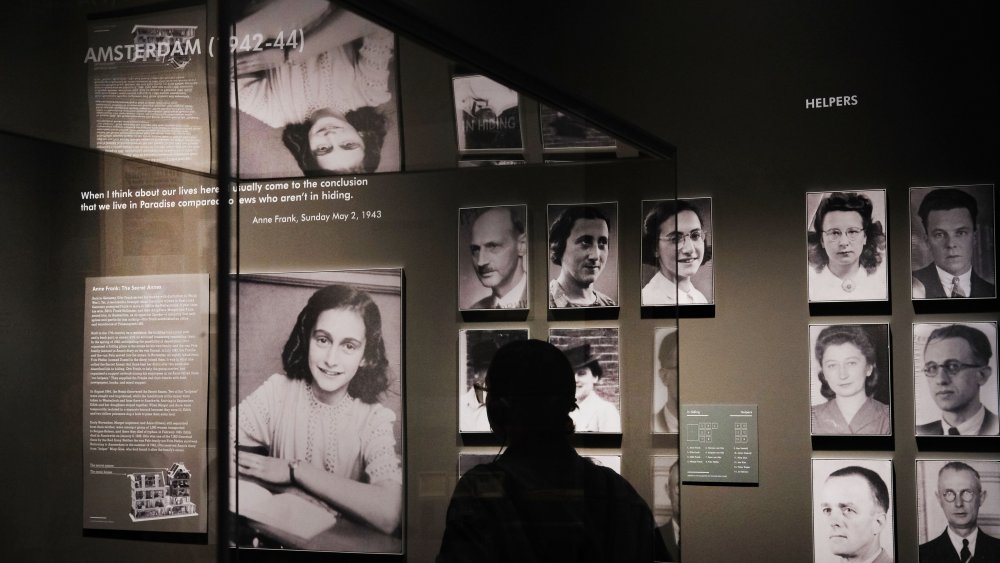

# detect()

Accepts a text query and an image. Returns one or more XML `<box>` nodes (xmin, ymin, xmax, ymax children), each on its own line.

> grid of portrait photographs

<box><xmin>912</xmin><ymin>322</ymin><xmax>999</xmax><ymax>437</ymax></box>
<box><xmin>547</xmin><ymin>202</ymin><xmax>620</xmax><ymax>309</ymax></box>
<box><xmin>652</xmin><ymin>455</ymin><xmax>681</xmax><ymax>563</ymax></box>
<box><xmin>458</xmin><ymin>329</ymin><xmax>530</xmax><ymax>433</ymax></box>
<box><xmin>229</xmin><ymin>1</ymin><xmax>402</xmax><ymax>178</ymax></box>
<box><xmin>548</xmin><ymin>327</ymin><xmax>622</xmax><ymax>434</ymax></box>
<box><xmin>457</xmin><ymin>205</ymin><xmax>529</xmax><ymax>312</ymax></box>
<box><xmin>641</xmin><ymin>198</ymin><xmax>714</xmax><ymax>307</ymax></box>
<box><xmin>806</xmin><ymin>189</ymin><xmax>889</xmax><ymax>303</ymax></box>
<box><xmin>915</xmin><ymin>459</ymin><xmax>1000</xmax><ymax>561</ymax></box>
<box><xmin>808</xmin><ymin>324</ymin><xmax>892</xmax><ymax>437</ymax></box>
<box><xmin>653</xmin><ymin>327</ymin><xmax>679</xmax><ymax>434</ymax></box>
<box><xmin>232</xmin><ymin>269</ymin><xmax>404</xmax><ymax>554</ymax></box>
<box><xmin>909</xmin><ymin>184</ymin><xmax>997</xmax><ymax>301</ymax></box>
<box><xmin>811</xmin><ymin>458</ymin><xmax>895</xmax><ymax>563</ymax></box>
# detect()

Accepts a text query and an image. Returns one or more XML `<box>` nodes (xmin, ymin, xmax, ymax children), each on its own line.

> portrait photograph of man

<box><xmin>458</xmin><ymin>205</ymin><xmax>529</xmax><ymax>311</ymax></box>
<box><xmin>806</xmin><ymin>190</ymin><xmax>889</xmax><ymax>303</ymax></box>
<box><xmin>812</xmin><ymin>458</ymin><xmax>895</xmax><ymax>563</ymax></box>
<box><xmin>913</xmin><ymin>322</ymin><xmax>999</xmax><ymax>436</ymax></box>
<box><xmin>653</xmin><ymin>327</ymin><xmax>679</xmax><ymax>434</ymax></box>
<box><xmin>910</xmin><ymin>185</ymin><xmax>996</xmax><ymax>301</ymax></box>
<box><xmin>641</xmin><ymin>198</ymin><xmax>714</xmax><ymax>306</ymax></box>
<box><xmin>549</xmin><ymin>327</ymin><xmax>622</xmax><ymax>433</ymax></box>
<box><xmin>808</xmin><ymin>324</ymin><xmax>892</xmax><ymax>437</ymax></box>
<box><xmin>916</xmin><ymin>459</ymin><xmax>1000</xmax><ymax>563</ymax></box>
<box><xmin>652</xmin><ymin>455</ymin><xmax>681</xmax><ymax>562</ymax></box>
<box><xmin>547</xmin><ymin>202</ymin><xmax>619</xmax><ymax>309</ymax></box>
<box><xmin>457</xmin><ymin>329</ymin><xmax>529</xmax><ymax>433</ymax></box>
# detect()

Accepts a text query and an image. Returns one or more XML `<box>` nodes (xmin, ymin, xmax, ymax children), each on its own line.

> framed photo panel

<box><xmin>915</xmin><ymin>459</ymin><xmax>1000</xmax><ymax>561</ymax></box>
<box><xmin>913</xmin><ymin>322</ymin><xmax>999</xmax><ymax>436</ymax></box>
<box><xmin>806</xmin><ymin>189</ymin><xmax>888</xmax><ymax>303</ymax></box>
<box><xmin>547</xmin><ymin>202</ymin><xmax>619</xmax><ymax>309</ymax></box>
<box><xmin>640</xmin><ymin>197</ymin><xmax>714</xmax><ymax>306</ymax></box>
<box><xmin>457</xmin><ymin>205</ymin><xmax>529</xmax><ymax>311</ymax></box>
<box><xmin>808</xmin><ymin>323</ymin><xmax>892</xmax><ymax>436</ymax></box>
<box><xmin>452</xmin><ymin>73</ymin><xmax>523</xmax><ymax>152</ymax></box>
<box><xmin>653</xmin><ymin>327</ymin><xmax>679</xmax><ymax>434</ymax></box>
<box><xmin>458</xmin><ymin>328</ymin><xmax>530</xmax><ymax>433</ymax></box>
<box><xmin>549</xmin><ymin>327</ymin><xmax>622</xmax><ymax>433</ymax></box>
<box><xmin>909</xmin><ymin>184</ymin><xmax>996</xmax><ymax>300</ymax></box>
<box><xmin>812</xmin><ymin>458</ymin><xmax>894</xmax><ymax>563</ymax></box>
<box><xmin>652</xmin><ymin>455</ymin><xmax>681</xmax><ymax>562</ymax></box>
<box><xmin>232</xmin><ymin>269</ymin><xmax>404</xmax><ymax>554</ymax></box>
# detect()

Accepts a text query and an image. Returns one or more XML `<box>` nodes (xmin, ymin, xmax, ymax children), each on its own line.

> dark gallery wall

<box><xmin>1</xmin><ymin>1</ymin><xmax>997</xmax><ymax>563</ymax></box>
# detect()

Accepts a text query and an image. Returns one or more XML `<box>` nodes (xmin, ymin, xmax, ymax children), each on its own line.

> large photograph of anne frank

<box><xmin>547</xmin><ymin>202</ymin><xmax>619</xmax><ymax>308</ymax></box>
<box><xmin>653</xmin><ymin>327</ymin><xmax>679</xmax><ymax>434</ymax></box>
<box><xmin>231</xmin><ymin>269</ymin><xmax>403</xmax><ymax>553</ymax></box>
<box><xmin>230</xmin><ymin>1</ymin><xmax>401</xmax><ymax>178</ymax></box>
<box><xmin>458</xmin><ymin>329</ymin><xmax>529</xmax><ymax>433</ymax></box>
<box><xmin>641</xmin><ymin>198</ymin><xmax>714</xmax><ymax>306</ymax></box>
<box><xmin>809</xmin><ymin>324</ymin><xmax>892</xmax><ymax>436</ymax></box>
<box><xmin>549</xmin><ymin>327</ymin><xmax>622</xmax><ymax>433</ymax></box>
<box><xmin>916</xmin><ymin>459</ymin><xmax>1000</xmax><ymax>562</ymax></box>
<box><xmin>458</xmin><ymin>205</ymin><xmax>529</xmax><ymax>311</ymax></box>
<box><xmin>806</xmin><ymin>190</ymin><xmax>888</xmax><ymax>303</ymax></box>
<box><xmin>652</xmin><ymin>455</ymin><xmax>681</xmax><ymax>562</ymax></box>
<box><xmin>452</xmin><ymin>74</ymin><xmax>523</xmax><ymax>152</ymax></box>
<box><xmin>812</xmin><ymin>458</ymin><xmax>895</xmax><ymax>563</ymax></box>
<box><xmin>910</xmin><ymin>184</ymin><xmax>996</xmax><ymax>300</ymax></box>
<box><xmin>913</xmin><ymin>322</ymin><xmax>999</xmax><ymax>437</ymax></box>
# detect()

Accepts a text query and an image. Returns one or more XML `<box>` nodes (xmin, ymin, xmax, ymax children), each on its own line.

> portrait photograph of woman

<box><xmin>641</xmin><ymin>198</ymin><xmax>714</xmax><ymax>306</ymax></box>
<box><xmin>548</xmin><ymin>327</ymin><xmax>622</xmax><ymax>434</ymax></box>
<box><xmin>809</xmin><ymin>324</ymin><xmax>891</xmax><ymax>436</ymax></box>
<box><xmin>547</xmin><ymin>202</ymin><xmax>619</xmax><ymax>309</ymax></box>
<box><xmin>806</xmin><ymin>190</ymin><xmax>888</xmax><ymax>303</ymax></box>
<box><xmin>231</xmin><ymin>269</ymin><xmax>403</xmax><ymax>553</ymax></box>
<box><xmin>230</xmin><ymin>0</ymin><xmax>401</xmax><ymax>178</ymax></box>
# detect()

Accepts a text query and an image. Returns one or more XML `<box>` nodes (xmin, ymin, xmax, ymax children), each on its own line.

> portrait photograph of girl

<box><xmin>230</xmin><ymin>0</ymin><xmax>401</xmax><ymax>178</ymax></box>
<box><xmin>806</xmin><ymin>190</ymin><xmax>888</xmax><ymax>303</ymax></box>
<box><xmin>640</xmin><ymin>198</ymin><xmax>714</xmax><ymax>306</ymax></box>
<box><xmin>808</xmin><ymin>323</ymin><xmax>891</xmax><ymax>436</ymax></box>
<box><xmin>230</xmin><ymin>269</ymin><xmax>403</xmax><ymax>554</ymax></box>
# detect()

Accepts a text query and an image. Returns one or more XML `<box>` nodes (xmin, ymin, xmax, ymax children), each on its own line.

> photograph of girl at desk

<box><xmin>231</xmin><ymin>274</ymin><xmax>403</xmax><ymax>553</ymax></box>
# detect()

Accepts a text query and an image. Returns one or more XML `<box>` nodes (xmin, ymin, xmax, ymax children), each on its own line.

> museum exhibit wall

<box><xmin>2</xmin><ymin>2</ymin><xmax>998</xmax><ymax>563</ymax></box>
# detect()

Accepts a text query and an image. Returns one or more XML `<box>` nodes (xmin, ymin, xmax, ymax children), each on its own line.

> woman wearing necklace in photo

<box><xmin>807</xmin><ymin>191</ymin><xmax>887</xmax><ymax>302</ymax></box>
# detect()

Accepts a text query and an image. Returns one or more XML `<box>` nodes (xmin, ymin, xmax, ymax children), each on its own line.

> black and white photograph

<box><xmin>916</xmin><ymin>459</ymin><xmax>1000</xmax><ymax>563</ymax></box>
<box><xmin>641</xmin><ymin>198</ymin><xmax>714</xmax><ymax>306</ymax></box>
<box><xmin>812</xmin><ymin>458</ymin><xmax>895</xmax><ymax>563</ymax></box>
<box><xmin>232</xmin><ymin>269</ymin><xmax>403</xmax><ymax>553</ymax></box>
<box><xmin>458</xmin><ymin>329</ymin><xmax>530</xmax><ymax>433</ymax></box>
<box><xmin>547</xmin><ymin>202</ymin><xmax>619</xmax><ymax>308</ymax></box>
<box><xmin>913</xmin><ymin>322</ymin><xmax>999</xmax><ymax>437</ymax></box>
<box><xmin>539</xmin><ymin>104</ymin><xmax>617</xmax><ymax>151</ymax></box>
<box><xmin>653</xmin><ymin>327</ymin><xmax>679</xmax><ymax>434</ymax></box>
<box><xmin>458</xmin><ymin>205</ymin><xmax>529</xmax><ymax>311</ymax></box>
<box><xmin>230</xmin><ymin>1</ymin><xmax>401</xmax><ymax>178</ymax></box>
<box><xmin>652</xmin><ymin>455</ymin><xmax>681</xmax><ymax>562</ymax></box>
<box><xmin>806</xmin><ymin>190</ymin><xmax>889</xmax><ymax>303</ymax></box>
<box><xmin>457</xmin><ymin>159</ymin><xmax>526</xmax><ymax>168</ymax></box>
<box><xmin>549</xmin><ymin>327</ymin><xmax>622</xmax><ymax>433</ymax></box>
<box><xmin>452</xmin><ymin>74</ymin><xmax>523</xmax><ymax>152</ymax></box>
<box><xmin>910</xmin><ymin>184</ymin><xmax>997</xmax><ymax>301</ymax></box>
<box><xmin>809</xmin><ymin>324</ymin><xmax>892</xmax><ymax>436</ymax></box>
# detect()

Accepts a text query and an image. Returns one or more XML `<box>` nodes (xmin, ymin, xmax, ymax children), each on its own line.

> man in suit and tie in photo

<box><xmin>916</xmin><ymin>324</ymin><xmax>999</xmax><ymax>436</ymax></box>
<box><xmin>912</xmin><ymin>188</ymin><xmax>996</xmax><ymax>299</ymax></box>
<box><xmin>656</xmin><ymin>460</ymin><xmax>680</xmax><ymax>561</ymax></box>
<box><xmin>463</xmin><ymin>206</ymin><xmax>528</xmax><ymax>310</ymax></box>
<box><xmin>919</xmin><ymin>461</ymin><xmax>1000</xmax><ymax>562</ymax></box>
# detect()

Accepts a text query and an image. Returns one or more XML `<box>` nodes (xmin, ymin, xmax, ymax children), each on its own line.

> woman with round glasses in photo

<box><xmin>807</xmin><ymin>191</ymin><xmax>887</xmax><ymax>302</ymax></box>
<box><xmin>810</xmin><ymin>325</ymin><xmax>890</xmax><ymax>435</ymax></box>
<box><xmin>641</xmin><ymin>200</ymin><xmax>713</xmax><ymax>305</ymax></box>
<box><xmin>231</xmin><ymin>284</ymin><xmax>402</xmax><ymax>539</ymax></box>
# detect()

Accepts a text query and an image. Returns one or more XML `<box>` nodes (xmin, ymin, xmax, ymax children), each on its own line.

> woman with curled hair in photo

<box><xmin>232</xmin><ymin>1</ymin><xmax>394</xmax><ymax>175</ymax></box>
<box><xmin>810</xmin><ymin>325</ymin><xmax>889</xmax><ymax>435</ymax></box>
<box><xmin>641</xmin><ymin>200</ymin><xmax>712</xmax><ymax>305</ymax></box>
<box><xmin>232</xmin><ymin>284</ymin><xmax>402</xmax><ymax>537</ymax></box>
<box><xmin>807</xmin><ymin>191</ymin><xmax>887</xmax><ymax>301</ymax></box>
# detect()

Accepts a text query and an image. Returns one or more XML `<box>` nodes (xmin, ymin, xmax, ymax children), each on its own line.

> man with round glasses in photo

<box><xmin>917</xmin><ymin>324</ymin><xmax>999</xmax><ymax>436</ymax></box>
<box><xmin>919</xmin><ymin>461</ymin><xmax>1000</xmax><ymax>562</ymax></box>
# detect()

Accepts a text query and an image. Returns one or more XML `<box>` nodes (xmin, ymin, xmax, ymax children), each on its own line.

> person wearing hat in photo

<box><xmin>560</xmin><ymin>341</ymin><xmax>621</xmax><ymax>433</ymax></box>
